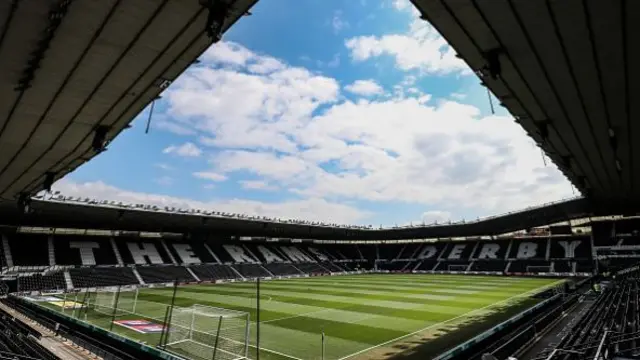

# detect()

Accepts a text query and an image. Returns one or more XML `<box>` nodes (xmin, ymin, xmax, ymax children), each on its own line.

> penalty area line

<box><xmin>337</xmin><ymin>279</ymin><xmax>565</xmax><ymax>360</ymax></box>
<box><xmin>249</xmin><ymin>344</ymin><xmax>303</xmax><ymax>360</ymax></box>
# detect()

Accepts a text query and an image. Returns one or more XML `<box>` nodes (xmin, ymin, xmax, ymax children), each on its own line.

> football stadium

<box><xmin>0</xmin><ymin>1</ymin><xmax>638</xmax><ymax>360</ymax></box>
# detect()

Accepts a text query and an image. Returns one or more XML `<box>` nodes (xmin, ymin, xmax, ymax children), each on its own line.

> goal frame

<box><xmin>92</xmin><ymin>288</ymin><xmax>139</xmax><ymax>317</ymax></box>
<box><xmin>447</xmin><ymin>264</ymin><xmax>468</xmax><ymax>272</ymax></box>
<box><xmin>164</xmin><ymin>304</ymin><xmax>250</xmax><ymax>360</ymax></box>
<box><xmin>526</xmin><ymin>265</ymin><xmax>551</xmax><ymax>273</ymax></box>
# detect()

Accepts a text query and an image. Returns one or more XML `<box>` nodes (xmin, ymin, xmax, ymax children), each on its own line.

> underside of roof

<box><xmin>0</xmin><ymin>197</ymin><xmax>613</xmax><ymax>239</ymax></box>
<box><xmin>0</xmin><ymin>0</ymin><xmax>257</xmax><ymax>201</ymax></box>
<box><xmin>412</xmin><ymin>0</ymin><xmax>640</xmax><ymax>210</ymax></box>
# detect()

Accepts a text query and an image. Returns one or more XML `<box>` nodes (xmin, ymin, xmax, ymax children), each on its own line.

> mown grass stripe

<box><xmin>138</xmin><ymin>292</ymin><xmax>408</xmax><ymax>345</ymax></box>
<box><xmin>224</xmin><ymin>280</ymin><xmax>530</xmax><ymax>299</ymax></box>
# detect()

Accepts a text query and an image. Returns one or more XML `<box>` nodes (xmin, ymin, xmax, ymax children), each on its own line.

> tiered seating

<box><xmin>8</xmin><ymin>233</ymin><xmax>50</xmax><ymax>266</ymax></box>
<box><xmin>553</xmin><ymin>261</ymin><xmax>572</xmax><ymax>273</ymax></box>
<box><xmin>532</xmin><ymin>271</ymin><xmax>640</xmax><ymax>359</ymax></box>
<box><xmin>0</xmin><ymin>307</ymin><xmax>59</xmax><ymax>360</ymax></box>
<box><xmin>509</xmin><ymin>260</ymin><xmax>551</xmax><ymax>273</ymax></box>
<box><xmin>415</xmin><ymin>260</ymin><xmax>440</xmax><ymax>271</ymax></box>
<box><xmin>471</xmin><ymin>261</ymin><xmax>506</xmax><ymax>271</ymax></box>
<box><xmin>232</xmin><ymin>264</ymin><xmax>270</xmax><ymax>278</ymax></box>
<box><xmin>68</xmin><ymin>267</ymin><xmax>138</xmax><ymax>288</ymax></box>
<box><xmin>396</xmin><ymin>244</ymin><xmax>422</xmax><ymax>259</ymax></box>
<box><xmin>378</xmin><ymin>261</ymin><xmax>411</xmax><ymax>271</ymax></box>
<box><xmin>3</xmin><ymin>297</ymin><xmax>149</xmax><ymax>360</ymax></box>
<box><xmin>190</xmin><ymin>264</ymin><xmax>237</xmax><ymax>281</ymax></box>
<box><xmin>320</xmin><ymin>262</ymin><xmax>345</xmax><ymax>272</ymax></box>
<box><xmin>264</xmin><ymin>263</ymin><xmax>302</xmax><ymax>276</ymax></box>
<box><xmin>378</xmin><ymin>244</ymin><xmax>403</xmax><ymax>260</ymax></box>
<box><xmin>136</xmin><ymin>265</ymin><xmax>194</xmax><ymax>283</ymax></box>
<box><xmin>17</xmin><ymin>273</ymin><xmax>66</xmax><ymax>292</ymax></box>
<box><xmin>295</xmin><ymin>262</ymin><xmax>328</xmax><ymax>274</ymax></box>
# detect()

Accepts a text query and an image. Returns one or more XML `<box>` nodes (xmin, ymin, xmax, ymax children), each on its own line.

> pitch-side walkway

<box><xmin>0</xmin><ymin>301</ymin><xmax>97</xmax><ymax>360</ymax></box>
<box><xmin>520</xmin><ymin>297</ymin><xmax>594</xmax><ymax>360</ymax></box>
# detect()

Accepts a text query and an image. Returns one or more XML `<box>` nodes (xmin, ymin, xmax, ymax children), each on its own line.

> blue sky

<box><xmin>56</xmin><ymin>0</ymin><xmax>574</xmax><ymax>226</ymax></box>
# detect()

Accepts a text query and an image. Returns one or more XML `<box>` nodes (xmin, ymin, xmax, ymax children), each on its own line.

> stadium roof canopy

<box><xmin>0</xmin><ymin>196</ymin><xmax>612</xmax><ymax>239</ymax></box>
<box><xmin>411</xmin><ymin>0</ymin><xmax>639</xmax><ymax>210</ymax></box>
<box><xmin>0</xmin><ymin>0</ymin><xmax>257</xmax><ymax>202</ymax></box>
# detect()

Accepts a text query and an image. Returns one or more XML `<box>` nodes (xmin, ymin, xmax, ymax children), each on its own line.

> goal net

<box><xmin>165</xmin><ymin>305</ymin><xmax>250</xmax><ymax>360</ymax></box>
<box><xmin>93</xmin><ymin>288</ymin><xmax>138</xmax><ymax>317</ymax></box>
<box><xmin>526</xmin><ymin>266</ymin><xmax>551</xmax><ymax>273</ymax></box>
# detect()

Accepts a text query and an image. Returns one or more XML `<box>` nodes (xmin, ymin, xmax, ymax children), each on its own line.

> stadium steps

<box><xmin>229</xmin><ymin>265</ymin><xmax>245</xmax><ymax>279</ymax></box>
<box><xmin>260</xmin><ymin>264</ymin><xmax>275</xmax><ymax>277</ymax></box>
<box><xmin>520</xmin><ymin>297</ymin><xmax>595</xmax><ymax>360</ymax></box>
<box><xmin>0</xmin><ymin>301</ymin><xmax>90</xmax><ymax>360</ymax></box>
<box><xmin>203</xmin><ymin>243</ymin><xmax>222</xmax><ymax>263</ymax></box>
<box><xmin>131</xmin><ymin>267</ymin><xmax>146</xmax><ymax>285</ymax></box>
<box><xmin>110</xmin><ymin>238</ymin><xmax>124</xmax><ymax>265</ymax></box>
<box><xmin>160</xmin><ymin>240</ymin><xmax>177</xmax><ymax>265</ymax></box>
<box><xmin>1</xmin><ymin>235</ymin><xmax>13</xmax><ymax>268</ymax></box>
<box><xmin>412</xmin><ymin>260</ymin><xmax>423</xmax><ymax>271</ymax></box>
<box><xmin>47</xmin><ymin>237</ymin><xmax>55</xmax><ymax>266</ymax></box>
<box><xmin>63</xmin><ymin>271</ymin><xmax>73</xmax><ymax>290</ymax></box>
<box><xmin>186</xmin><ymin>266</ymin><xmax>201</xmax><ymax>282</ymax></box>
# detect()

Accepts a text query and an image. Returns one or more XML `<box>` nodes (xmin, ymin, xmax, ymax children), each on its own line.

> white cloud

<box><xmin>164</xmin><ymin>47</ymin><xmax>340</xmax><ymax>154</ymax></box>
<box><xmin>451</xmin><ymin>92</ymin><xmax>466</xmax><ymax>100</ymax></box>
<box><xmin>163</xmin><ymin>142</ymin><xmax>202</xmax><ymax>157</ymax></box>
<box><xmin>52</xmin><ymin>179</ymin><xmax>370</xmax><ymax>224</ymax></box>
<box><xmin>155</xmin><ymin>163</ymin><xmax>174</xmax><ymax>171</ymax></box>
<box><xmin>345</xmin><ymin>79</ymin><xmax>384</xmax><ymax>96</ymax></box>
<box><xmin>193</xmin><ymin>172</ymin><xmax>227</xmax><ymax>182</ymax></box>
<box><xmin>391</xmin><ymin>0</ymin><xmax>412</xmax><ymax>11</ymax></box>
<box><xmin>331</xmin><ymin>10</ymin><xmax>349</xmax><ymax>33</ymax></box>
<box><xmin>239</xmin><ymin>180</ymin><xmax>277</xmax><ymax>191</ymax></box>
<box><xmin>201</xmin><ymin>41</ymin><xmax>254</xmax><ymax>67</ymax></box>
<box><xmin>345</xmin><ymin>7</ymin><xmax>469</xmax><ymax>76</ymax></box>
<box><xmin>421</xmin><ymin>210</ymin><xmax>452</xmax><ymax>224</ymax></box>
<box><xmin>158</xmin><ymin>41</ymin><xmax>573</xmax><ymax>221</ymax></box>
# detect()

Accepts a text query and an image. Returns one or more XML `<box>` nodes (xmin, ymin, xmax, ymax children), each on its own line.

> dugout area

<box><xmin>14</xmin><ymin>274</ymin><xmax>569</xmax><ymax>360</ymax></box>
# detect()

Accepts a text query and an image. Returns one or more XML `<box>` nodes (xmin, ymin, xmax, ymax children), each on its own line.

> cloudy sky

<box><xmin>54</xmin><ymin>0</ymin><xmax>577</xmax><ymax>226</ymax></box>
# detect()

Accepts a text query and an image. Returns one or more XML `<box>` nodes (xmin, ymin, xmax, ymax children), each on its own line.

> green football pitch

<box><xmin>41</xmin><ymin>274</ymin><xmax>563</xmax><ymax>360</ymax></box>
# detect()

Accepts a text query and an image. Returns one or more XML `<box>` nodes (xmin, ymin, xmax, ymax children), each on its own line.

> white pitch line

<box><xmin>337</xmin><ymin>279</ymin><xmax>565</xmax><ymax>360</ymax></box>
<box><xmin>260</xmin><ymin>305</ymin><xmax>350</xmax><ymax>325</ymax></box>
<box><xmin>248</xmin><ymin>343</ymin><xmax>304</xmax><ymax>360</ymax></box>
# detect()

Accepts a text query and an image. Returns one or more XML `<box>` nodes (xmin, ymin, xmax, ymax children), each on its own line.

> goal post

<box><xmin>526</xmin><ymin>266</ymin><xmax>551</xmax><ymax>273</ymax></box>
<box><xmin>447</xmin><ymin>264</ymin><xmax>468</xmax><ymax>272</ymax></box>
<box><xmin>165</xmin><ymin>304</ymin><xmax>250</xmax><ymax>360</ymax></box>
<box><xmin>92</xmin><ymin>288</ymin><xmax>139</xmax><ymax>317</ymax></box>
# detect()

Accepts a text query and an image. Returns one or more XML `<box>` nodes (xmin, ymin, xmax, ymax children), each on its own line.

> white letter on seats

<box><xmin>281</xmin><ymin>246</ymin><xmax>313</xmax><ymax>262</ymax></box>
<box><xmin>477</xmin><ymin>244</ymin><xmax>500</xmax><ymax>259</ymax></box>
<box><xmin>558</xmin><ymin>241</ymin><xmax>581</xmax><ymax>258</ymax></box>
<box><xmin>418</xmin><ymin>246</ymin><xmax>438</xmax><ymax>259</ymax></box>
<box><xmin>307</xmin><ymin>247</ymin><xmax>328</xmax><ymax>261</ymax></box>
<box><xmin>127</xmin><ymin>242</ymin><xmax>163</xmax><ymax>264</ymax></box>
<box><xmin>223</xmin><ymin>245</ymin><xmax>255</xmax><ymax>263</ymax></box>
<box><xmin>257</xmin><ymin>246</ymin><xmax>283</xmax><ymax>262</ymax></box>
<box><xmin>448</xmin><ymin>244</ymin><xmax>466</xmax><ymax>259</ymax></box>
<box><xmin>69</xmin><ymin>241</ymin><xmax>99</xmax><ymax>265</ymax></box>
<box><xmin>517</xmin><ymin>242</ymin><xmax>538</xmax><ymax>259</ymax></box>
<box><xmin>172</xmin><ymin>244</ymin><xmax>201</xmax><ymax>264</ymax></box>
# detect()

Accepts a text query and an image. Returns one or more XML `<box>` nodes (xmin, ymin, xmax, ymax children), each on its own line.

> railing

<box><xmin>433</xmin><ymin>293</ymin><xmax>566</xmax><ymax>360</ymax></box>
<box><xmin>10</xmin><ymin>295</ymin><xmax>182</xmax><ymax>360</ymax></box>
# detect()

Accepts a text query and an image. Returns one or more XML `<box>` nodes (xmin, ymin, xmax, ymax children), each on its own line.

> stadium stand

<box><xmin>136</xmin><ymin>265</ymin><xmax>195</xmax><ymax>283</ymax></box>
<box><xmin>68</xmin><ymin>267</ymin><xmax>139</xmax><ymax>288</ymax></box>
<box><xmin>0</xmin><ymin>306</ymin><xmax>59</xmax><ymax>360</ymax></box>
